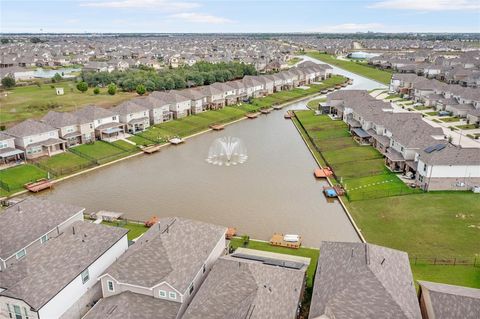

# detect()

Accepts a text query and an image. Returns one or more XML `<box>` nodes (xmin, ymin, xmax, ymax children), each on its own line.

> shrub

<box><xmin>1</xmin><ymin>76</ymin><xmax>15</xmax><ymax>88</ymax></box>
<box><xmin>107</xmin><ymin>83</ymin><xmax>117</xmax><ymax>95</ymax></box>
<box><xmin>76</xmin><ymin>81</ymin><xmax>88</xmax><ymax>93</ymax></box>
<box><xmin>136</xmin><ymin>84</ymin><xmax>146</xmax><ymax>95</ymax></box>
<box><xmin>93</xmin><ymin>87</ymin><xmax>100</xmax><ymax>95</ymax></box>
<box><xmin>241</xmin><ymin>235</ymin><xmax>250</xmax><ymax>247</ymax></box>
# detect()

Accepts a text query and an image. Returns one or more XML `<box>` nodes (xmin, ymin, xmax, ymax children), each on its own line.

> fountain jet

<box><xmin>206</xmin><ymin>137</ymin><xmax>248</xmax><ymax>166</ymax></box>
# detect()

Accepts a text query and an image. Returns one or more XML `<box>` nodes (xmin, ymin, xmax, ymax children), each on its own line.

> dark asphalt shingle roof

<box><xmin>0</xmin><ymin>221</ymin><xmax>128</xmax><ymax>311</ymax></box>
<box><xmin>309</xmin><ymin>241</ymin><xmax>421</xmax><ymax>319</ymax></box>
<box><xmin>5</xmin><ymin>119</ymin><xmax>57</xmax><ymax>138</ymax></box>
<box><xmin>183</xmin><ymin>255</ymin><xmax>305</xmax><ymax>319</ymax></box>
<box><xmin>418</xmin><ymin>281</ymin><xmax>480</xmax><ymax>319</ymax></box>
<box><xmin>103</xmin><ymin>217</ymin><xmax>226</xmax><ymax>293</ymax></box>
<box><xmin>0</xmin><ymin>197</ymin><xmax>84</xmax><ymax>260</ymax></box>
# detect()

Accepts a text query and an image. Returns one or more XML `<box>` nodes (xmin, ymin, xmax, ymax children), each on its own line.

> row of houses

<box><xmin>390</xmin><ymin>73</ymin><xmax>480</xmax><ymax>124</ymax></box>
<box><xmin>0</xmin><ymin>61</ymin><xmax>332</xmax><ymax>163</ymax></box>
<box><xmin>1</xmin><ymin>197</ymin><xmax>478</xmax><ymax>319</ymax></box>
<box><xmin>324</xmin><ymin>90</ymin><xmax>480</xmax><ymax>190</ymax></box>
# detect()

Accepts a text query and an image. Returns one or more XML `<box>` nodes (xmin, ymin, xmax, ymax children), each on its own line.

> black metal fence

<box><xmin>410</xmin><ymin>256</ymin><xmax>479</xmax><ymax>267</ymax></box>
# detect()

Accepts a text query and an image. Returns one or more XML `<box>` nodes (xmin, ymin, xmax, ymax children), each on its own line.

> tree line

<box><xmin>80</xmin><ymin>61</ymin><xmax>257</xmax><ymax>92</ymax></box>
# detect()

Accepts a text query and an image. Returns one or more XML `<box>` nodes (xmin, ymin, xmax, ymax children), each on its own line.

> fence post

<box><xmin>434</xmin><ymin>257</ymin><xmax>436</xmax><ymax>265</ymax></box>
<box><xmin>453</xmin><ymin>258</ymin><xmax>456</xmax><ymax>266</ymax></box>
<box><xmin>414</xmin><ymin>256</ymin><xmax>417</xmax><ymax>265</ymax></box>
<box><xmin>475</xmin><ymin>257</ymin><xmax>477</xmax><ymax>267</ymax></box>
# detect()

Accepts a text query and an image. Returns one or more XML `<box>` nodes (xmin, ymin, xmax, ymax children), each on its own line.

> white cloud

<box><xmin>369</xmin><ymin>0</ymin><xmax>480</xmax><ymax>11</ymax></box>
<box><xmin>310</xmin><ymin>23</ymin><xmax>383</xmax><ymax>33</ymax></box>
<box><xmin>168</xmin><ymin>12</ymin><xmax>233</xmax><ymax>24</ymax></box>
<box><xmin>80</xmin><ymin>0</ymin><xmax>200</xmax><ymax>11</ymax></box>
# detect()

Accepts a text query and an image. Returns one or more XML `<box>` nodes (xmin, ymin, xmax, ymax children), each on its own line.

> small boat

<box><xmin>321</xmin><ymin>89</ymin><xmax>328</xmax><ymax>94</ymax></box>
<box><xmin>169</xmin><ymin>137</ymin><xmax>185</xmax><ymax>145</ymax></box>
<box><xmin>226</xmin><ymin>227</ymin><xmax>237</xmax><ymax>239</ymax></box>
<box><xmin>323</xmin><ymin>187</ymin><xmax>338</xmax><ymax>198</ymax></box>
<box><xmin>145</xmin><ymin>216</ymin><xmax>159</xmax><ymax>227</ymax></box>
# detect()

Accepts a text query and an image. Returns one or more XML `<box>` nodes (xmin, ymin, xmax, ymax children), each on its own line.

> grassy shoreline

<box><xmin>292</xmin><ymin>110</ymin><xmax>480</xmax><ymax>289</ymax></box>
<box><xmin>306</xmin><ymin>51</ymin><xmax>393</xmax><ymax>85</ymax></box>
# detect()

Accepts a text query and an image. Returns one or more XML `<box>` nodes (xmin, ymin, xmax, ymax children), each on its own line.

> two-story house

<box><xmin>83</xmin><ymin>217</ymin><xmax>227</xmax><ymax>319</ymax></box>
<box><xmin>112</xmin><ymin>101</ymin><xmax>150</xmax><ymax>134</ymax></box>
<box><xmin>134</xmin><ymin>95</ymin><xmax>172</xmax><ymax>125</ymax></box>
<box><xmin>5</xmin><ymin>119</ymin><xmax>66</xmax><ymax>159</ymax></box>
<box><xmin>0</xmin><ymin>133</ymin><xmax>25</xmax><ymax>166</ymax></box>
<box><xmin>73</xmin><ymin>106</ymin><xmax>125</xmax><ymax>141</ymax></box>
<box><xmin>41</xmin><ymin>111</ymin><xmax>95</xmax><ymax>147</ymax></box>
<box><xmin>178</xmin><ymin>88</ymin><xmax>207</xmax><ymax>114</ymax></box>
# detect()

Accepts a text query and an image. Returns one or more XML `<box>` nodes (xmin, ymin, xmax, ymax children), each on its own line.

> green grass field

<box><xmin>294</xmin><ymin>110</ymin><xmax>414</xmax><ymax>200</ymax></box>
<box><xmin>34</xmin><ymin>151</ymin><xmax>94</xmax><ymax>176</ymax></box>
<box><xmin>101</xmin><ymin>220</ymin><xmax>149</xmax><ymax>241</ymax></box>
<box><xmin>72</xmin><ymin>141</ymin><xmax>131</xmax><ymax>164</ymax></box>
<box><xmin>306</xmin><ymin>52</ymin><xmax>393</xmax><ymax>85</ymax></box>
<box><xmin>230</xmin><ymin>237</ymin><xmax>319</xmax><ymax>288</ymax></box>
<box><xmin>0</xmin><ymin>164</ymin><xmax>47</xmax><ymax>195</ymax></box>
<box><xmin>306</xmin><ymin>98</ymin><xmax>326</xmax><ymax>110</ymax></box>
<box><xmin>411</xmin><ymin>264</ymin><xmax>480</xmax><ymax>289</ymax></box>
<box><xmin>0</xmin><ymin>81</ymin><xmax>135</xmax><ymax>127</ymax></box>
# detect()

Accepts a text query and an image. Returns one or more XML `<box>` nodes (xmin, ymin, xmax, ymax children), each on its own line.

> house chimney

<box><xmin>72</xmin><ymin>226</ymin><xmax>75</xmax><ymax>235</ymax></box>
<box><xmin>381</xmin><ymin>258</ymin><xmax>386</xmax><ymax>266</ymax></box>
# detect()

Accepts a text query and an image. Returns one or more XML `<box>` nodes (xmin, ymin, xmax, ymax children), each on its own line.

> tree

<box><xmin>1</xmin><ymin>76</ymin><xmax>15</xmax><ymax>89</ymax></box>
<box><xmin>93</xmin><ymin>87</ymin><xmax>100</xmax><ymax>95</ymax></box>
<box><xmin>107</xmin><ymin>83</ymin><xmax>117</xmax><ymax>95</ymax></box>
<box><xmin>136</xmin><ymin>84</ymin><xmax>146</xmax><ymax>95</ymax></box>
<box><xmin>52</xmin><ymin>73</ymin><xmax>62</xmax><ymax>83</ymax></box>
<box><xmin>76</xmin><ymin>81</ymin><xmax>88</xmax><ymax>93</ymax></box>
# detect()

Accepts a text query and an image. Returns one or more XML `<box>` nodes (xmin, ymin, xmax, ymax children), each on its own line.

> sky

<box><xmin>0</xmin><ymin>0</ymin><xmax>479</xmax><ymax>33</ymax></box>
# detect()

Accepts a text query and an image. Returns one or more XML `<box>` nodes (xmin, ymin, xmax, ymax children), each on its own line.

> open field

<box><xmin>306</xmin><ymin>52</ymin><xmax>393</xmax><ymax>85</ymax></box>
<box><xmin>0</xmin><ymin>81</ymin><xmax>135</xmax><ymax>127</ymax></box>
<box><xmin>294</xmin><ymin>110</ymin><xmax>415</xmax><ymax>200</ymax></box>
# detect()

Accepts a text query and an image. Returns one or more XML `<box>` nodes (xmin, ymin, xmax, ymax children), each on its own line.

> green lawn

<box><xmin>230</xmin><ymin>237</ymin><xmax>319</xmax><ymax>288</ymax></box>
<box><xmin>101</xmin><ymin>220</ymin><xmax>149</xmax><ymax>241</ymax></box>
<box><xmin>439</xmin><ymin>116</ymin><xmax>461</xmax><ymax>123</ymax></box>
<box><xmin>0</xmin><ymin>81</ymin><xmax>135</xmax><ymax>127</ymax></box>
<box><xmin>425</xmin><ymin>111</ymin><xmax>438</xmax><ymax>116</ymax></box>
<box><xmin>294</xmin><ymin>110</ymin><xmax>414</xmax><ymax>200</ymax></box>
<box><xmin>411</xmin><ymin>264</ymin><xmax>480</xmax><ymax>289</ymax></box>
<box><xmin>287</xmin><ymin>57</ymin><xmax>302</xmax><ymax>65</ymax></box>
<box><xmin>307</xmin><ymin>98</ymin><xmax>326</xmax><ymax>110</ymax></box>
<box><xmin>34</xmin><ymin>151</ymin><xmax>95</xmax><ymax>176</ymax></box>
<box><xmin>72</xmin><ymin>141</ymin><xmax>130</xmax><ymax>164</ymax></box>
<box><xmin>306</xmin><ymin>52</ymin><xmax>393</xmax><ymax>85</ymax></box>
<box><xmin>0</xmin><ymin>164</ymin><xmax>47</xmax><ymax>194</ymax></box>
<box><xmin>456</xmin><ymin>124</ymin><xmax>478</xmax><ymax>130</ymax></box>
<box><xmin>347</xmin><ymin>192</ymin><xmax>480</xmax><ymax>258</ymax></box>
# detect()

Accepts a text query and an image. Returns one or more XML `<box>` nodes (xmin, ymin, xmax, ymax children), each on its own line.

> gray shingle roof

<box><xmin>5</xmin><ymin>119</ymin><xmax>57</xmax><ymax>137</ymax></box>
<box><xmin>418</xmin><ymin>281</ymin><xmax>480</xmax><ymax>319</ymax></box>
<box><xmin>418</xmin><ymin>144</ymin><xmax>480</xmax><ymax>166</ymax></box>
<box><xmin>0</xmin><ymin>132</ymin><xmax>14</xmax><ymax>141</ymax></box>
<box><xmin>112</xmin><ymin>100</ymin><xmax>148</xmax><ymax>115</ymax></box>
<box><xmin>0</xmin><ymin>221</ymin><xmax>128</xmax><ymax>310</ymax></box>
<box><xmin>103</xmin><ymin>217</ymin><xmax>226</xmax><ymax>293</ymax></box>
<box><xmin>73</xmin><ymin>105</ymin><xmax>116</xmax><ymax>121</ymax></box>
<box><xmin>309</xmin><ymin>241</ymin><xmax>421</xmax><ymax>319</ymax></box>
<box><xmin>0</xmin><ymin>197</ymin><xmax>85</xmax><ymax>260</ymax></box>
<box><xmin>83</xmin><ymin>291</ymin><xmax>181</xmax><ymax>319</ymax></box>
<box><xmin>42</xmin><ymin>111</ymin><xmax>91</xmax><ymax>128</ymax></box>
<box><xmin>183</xmin><ymin>255</ymin><xmax>305</xmax><ymax>319</ymax></box>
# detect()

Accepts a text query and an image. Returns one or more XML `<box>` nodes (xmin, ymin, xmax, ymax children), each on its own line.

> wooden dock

<box><xmin>260</xmin><ymin>108</ymin><xmax>273</xmax><ymax>114</ymax></box>
<box><xmin>314</xmin><ymin>167</ymin><xmax>333</xmax><ymax>178</ymax></box>
<box><xmin>273</xmin><ymin>105</ymin><xmax>282</xmax><ymax>110</ymax></box>
<box><xmin>269</xmin><ymin>233</ymin><xmax>302</xmax><ymax>249</ymax></box>
<box><xmin>169</xmin><ymin>137</ymin><xmax>185</xmax><ymax>145</ymax></box>
<box><xmin>284</xmin><ymin>110</ymin><xmax>294</xmax><ymax>119</ymax></box>
<box><xmin>209</xmin><ymin>124</ymin><xmax>225</xmax><ymax>131</ymax></box>
<box><xmin>25</xmin><ymin>179</ymin><xmax>53</xmax><ymax>193</ymax></box>
<box><xmin>143</xmin><ymin>145</ymin><xmax>162</xmax><ymax>154</ymax></box>
<box><xmin>246</xmin><ymin>112</ymin><xmax>260</xmax><ymax>119</ymax></box>
<box><xmin>226</xmin><ymin>227</ymin><xmax>237</xmax><ymax>239</ymax></box>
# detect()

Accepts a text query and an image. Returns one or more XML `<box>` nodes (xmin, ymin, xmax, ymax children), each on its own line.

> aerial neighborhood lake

<box><xmin>36</xmin><ymin>58</ymin><xmax>384</xmax><ymax>247</ymax></box>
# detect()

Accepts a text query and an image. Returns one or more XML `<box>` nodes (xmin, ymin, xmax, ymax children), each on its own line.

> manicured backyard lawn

<box><xmin>0</xmin><ymin>164</ymin><xmax>47</xmax><ymax>194</ymax></box>
<box><xmin>425</xmin><ymin>111</ymin><xmax>438</xmax><ymax>116</ymax></box>
<box><xmin>72</xmin><ymin>141</ymin><xmax>129</xmax><ymax>164</ymax></box>
<box><xmin>0</xmin><ymin>81</ymin><xmax>135</xmax><ymax>127</ymax></box>
<box><xmin>35</xmin><ymin>151</ymin><xmax>94</xmax><ymax>176</ymax></box>
<box><xmin>456</xmin><ymin>124</ymin><xmax>478</xmax><ymax>130</ymax></box>
<box><xmin>230</xmin><ymin>237</ymin><xmax>319</xmax><ymax>288</ymax></box>
<box><xmin>101</xmin><ymin>220</ymin><xmax>149</xmax><ymax>241</ymax></box>
<box><xmin>306</xmin><ymin>98</ymin><xmax>326</xmax><ymax>110</ymax></box>
<box><xmin>287</xmin><ymin>57</ymin><xmax>302</xmax><ymax>65</ymax></box>
<box><xmin>306</xmin><ymin>52</ymin><xmax>393</xmax><ymax>85</ymax></box>
<box><xmin>411</xmin><ymin>264</ymin><xmax>480</xmax><ymax>289</ymax></box>
<box><xmin>439</xmin><ymin>116</ymin><xmax>461</xmax><ymax>122</ymax></box>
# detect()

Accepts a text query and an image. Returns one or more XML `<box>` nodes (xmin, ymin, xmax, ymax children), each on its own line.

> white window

<box><xmin>81</xmin><ymin>269</ymin><xmax>89</xmax><ymax>284</ymax></box>
<box><xmin>107</xmin><ymin>280</ymin><xmax>114</xmax><ymax>292</ymax></box>
<box><xmin>41</xmin><ymin>234</ymin><xmax>48</xmax><ymax>244</ymax></box>
<box><xmin>16</xmin><ymin>249</ymin><xmax>26</xmax><ymax>260</ymax></box>
<box><xmin>169</xmin><ymin>292</ymin><xmax>177</xmax><ymax>300</ymax></box>
<box><xmin>0</xmin><ymin>142</ymin><xmax>7</xmax><ymax>149</ymax></box>
<box><xmin>159</xmin><ymin>290</ymin><xmax>166</xmax><ymax>298</ymax></box>
<box><xmin>13</xmin><ymin>305</ymin><xmax>21</xmax><ymax>319</ymax></box>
